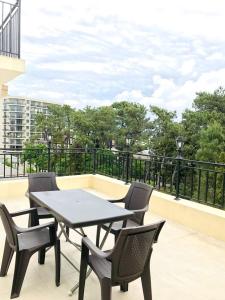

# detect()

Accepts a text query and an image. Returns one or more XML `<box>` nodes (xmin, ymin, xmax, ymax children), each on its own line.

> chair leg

<box><xmin>114</xmin><ymin>233</ymin><xmax>119</xmax><ymax>244</ymax></box>
<box><xmin>66</xmin><ymin>226</ymin><xmax>70</xmax><ymax>238</ymax></box>
<box><xmin>28</xmin><ymin>213</ymin><xmax>39</xmax><ymax>227</ymax></box>
<box><xmin>100</xmin><ymin>278</ymin><xmax>112</xmax><ymax>300</ymax></box>
<box><xmin>141</xmin><ymin>265</ymin><xmax>152</xmax><ymax>300</ymax></box>
<box><xmin>120</xmin><ymin>282</ymin><xmax>128</xmax><ymax>292</ymax></box>
<box><xmin>96</xmin><ymin>225</ymin><xmax>101</xmax><ymax>247</ymax></box>
<box><xmin>11</xmin><ymin>251</ymin><xmax>31</xmax><ymax>299</ymax></box>
<box><xmin>78</xmin><ymin>243</ymin><xmax>89</xmax><ymax>300</ymax></box>
<box><xmin>38</xmin><ymin>248</ymin><xmax>46</xmax><ymax>265</ymax></box>
<box><xmin>55</xmin><ymin>239</ymin><xmax>61</xmax><ymax>287</ymax></box>
<box><xmin>0</xmin><ymin>239</ymin><xmax>14</xmax><ymax>277</ymax></box>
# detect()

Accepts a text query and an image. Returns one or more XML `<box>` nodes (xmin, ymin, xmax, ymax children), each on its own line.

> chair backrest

<box><xmin>28</xmin><ymin>172</ymin><xmax>59</xmax><ymax>207</ymax></box>
<box><xmin>0</xmin><ymin>203</ymin><xmax>18</xmax><ymax>249</ymax></box>
<box><xmin>124</xmin><ymin>182</ymin><xmax>154</xmax><ymax>224</ymax></box>
<box><xmin>109</xmin><ymin>220</ymin><xmax>165</xmax><ymax>284</ymax></box>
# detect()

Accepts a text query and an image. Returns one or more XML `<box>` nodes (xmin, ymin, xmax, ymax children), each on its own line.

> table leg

<box><xmin>68</xmin><ymin>223</ymin><xmax>113</xmax><ymax>296</ymax></box>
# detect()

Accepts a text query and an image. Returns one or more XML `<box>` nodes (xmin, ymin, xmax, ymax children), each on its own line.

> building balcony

<box><xmin>0</xmin><ymin>0</ymin><xmax>25</xmax><ymax>86</ymax></box>
<box><xmin>0</xmin><ymin>174</ymin><xmax>225</xmax><ymax>300</ymax></box>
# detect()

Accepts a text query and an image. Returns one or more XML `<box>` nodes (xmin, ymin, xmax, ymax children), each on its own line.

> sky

<box><xmin>9</xmin><ymin>0</ymin><xmax>225</xmax><ymax>115</ymax></box>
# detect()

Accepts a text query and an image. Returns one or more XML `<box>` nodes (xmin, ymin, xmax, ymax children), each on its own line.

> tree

<box><xmin>112</xmin><ymin>101</ymin><xmax>149</xmax><ymax>151</ymax></box>
<box><xmin>181</xmin><ymin>87</ymin><xmax>225</xmax><ymax>159</ymax></box>
<box><xmin>149</xmin><ymin>106</ymin><xmax>181</xmax><ymax>156</ymax></box>
<box><xmin>35</xmin><ymin>104</ymin><xmax>75</xmax><ymax>146</ymax></box>
<box><xmin>196</xmin><ymin>122</ymin><xmax>225</xmax><ymax>163</ymax></box>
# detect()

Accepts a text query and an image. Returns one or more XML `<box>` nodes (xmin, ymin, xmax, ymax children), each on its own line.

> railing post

<box><xmin>93</xmin><ymin>148</ymin><xmax>97</xmax><ymax>174</ymax></box>
<box><xmin>47</xmin><ymin>143</ymin><xmax>51</xmax><ymax>172</ymax></box>
<box><xmin>125</xmin><ymin>151</ymin><xmax>130</xmax><ymax>184</ymax></box>
<box><xmin>175</xmin><ymin>157</ymin><xmax>182</xmax><ymax>200</ymax></box>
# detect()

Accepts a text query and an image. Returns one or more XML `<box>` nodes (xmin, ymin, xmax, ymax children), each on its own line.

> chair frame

<box><xmin>79</xmin><ymin>221</ymin><xmax>165</xmax><ymax>300</ymax></box>
<box><xmin>0</xmin><ymin>204</ymin><xmax>60</xmax><ymax>299</ymax></box>
<box><xmin>27</xmin><ymin>172</ymin><xmax>70</xmax><ymax>238</ymax></box>
<box><xmin>96</xmin><ymin>182</ymin><xmax>154</xmax><ymax>246</ymax></box>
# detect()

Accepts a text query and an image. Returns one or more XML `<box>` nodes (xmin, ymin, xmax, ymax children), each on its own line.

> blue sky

<box><xmin>9</xmin><ymin>0</ymin><xmax>225</xmax><ymax>115</ymax></box>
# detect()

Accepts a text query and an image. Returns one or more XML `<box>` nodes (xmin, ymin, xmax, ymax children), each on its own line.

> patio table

<box><xmin>30</xmin><ymin>189</ymin><xmax>133</xmax><ymax>295</ymax></box>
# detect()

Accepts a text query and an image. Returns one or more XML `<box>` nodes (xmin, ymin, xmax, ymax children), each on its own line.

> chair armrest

<box><xmin>108</xmin><ymin>198</ymin><xmax>124</xmax><ymax>203</ymax></box>
<box><xmin>10</xmin><ymin>207</ymin><xmax>38</xmax><ymax>217</ymax></box>
<box><xmin>16</xmin><ymin>221</ymin><xmax>56</xmax><ymax>234</ymax></box>
<box><xmin>129</xmin><ymin>206</ymin><xmax>148</xmax><ymax>214</ymax></box>
<box><xmin>82</xmin><ymin>237</ymin><xmax>111</xmax><ymax>259</ymax></box>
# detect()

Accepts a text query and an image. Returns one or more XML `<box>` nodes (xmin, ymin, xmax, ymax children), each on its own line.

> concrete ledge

<box><xmin>150</xmin><ymin>190</ymin><xmax>225</xmax><ymax>242</ymax></box>
<box><xmin>0</xmin><ymin>56</ymin><xmax>26</xmax><ymax>84</ymax></box>
<box><xmin>1</xmin><ymin>174</ymin><xmax>225</xmax><ymax>242</ymax></box>
<box><xmin>0</xmin><ymin>174</ymin><xmax>91</xmax><ymax>199</ymax></box>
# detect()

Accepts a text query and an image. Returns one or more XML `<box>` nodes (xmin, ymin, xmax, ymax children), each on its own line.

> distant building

<box><xmin>133</xmin><ymin>149</ymin><xmax>155</xmax><ymax>160</ymax></box>
<box><xmin>0</xmin><ymin>96</ymin><xmax>58</xmax><ymax>149</ymax></box>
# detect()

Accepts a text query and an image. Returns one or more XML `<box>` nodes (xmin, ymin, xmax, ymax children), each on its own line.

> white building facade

<box><xmin>0</xmin><ymin>97</ymin><xmax>52</xmax><ymax>149</ymax></box>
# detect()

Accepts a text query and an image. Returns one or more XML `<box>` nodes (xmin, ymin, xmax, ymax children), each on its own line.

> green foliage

<box><xmin>112</xmin><ymin>101</ymin><xmax>149</xmax><ymax>151</ymax></box>
<box><xmin>22</xmin><ymin>143</ymin><xmax>48</xmax><ymax>172</ymax></box>
<box><xmin>196</xmin><ymin>122</ymin><xmax>225</xmax><ymax>163</ymax></box>
<box><xmin>149</xmin><ymin>106</ymin><xmax>181</xmax><ymax>156</ymax></box>
<box><xmin>31</xmin><ymin>88</ymin><xmax>225</xmax><ymax>164</ymax></box>
<box><xmin>36</xmin><ymin>104</ymin><xmax>74</xmax><ymax>145</ymax></box>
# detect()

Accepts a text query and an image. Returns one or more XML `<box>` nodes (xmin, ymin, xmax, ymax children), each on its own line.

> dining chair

<box><xmin>79</xmin><ymin>220</ymin><xmax>165</xmax><ymax>300</ymax></box>
<box><xmin>96</xmin><ymin>182</ymin><xmax>154</xmax><ymax>246</ymax></box>
<box><xmin>27</xmin><ymin>172</ymin><xmax>70</xmax><ymax>247</ymax></box>
<box><xmin>27</xmin><ymin>172</ymin><xmax>60</xmax><ymax>225</ymax></box>
<box><xmin>0</xmin><ymin>203</ymin><xmax>60</xmax><ymax>299</ymax></box>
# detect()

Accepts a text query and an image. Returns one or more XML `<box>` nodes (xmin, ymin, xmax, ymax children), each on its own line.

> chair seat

<box><xmin>37</xmin><ymin>207</ymin><xmax>52</xmax><ymax>218</ymax></box>
<box><xmin>102</xmin><ymin>219</ymin><xmax>139</xmax><ymax>235</ymax></box>
<box><xmin>89</xmin><ymin>254</ymin><xmax>112</xmax><ymax>279</ymax></box>
<box><xmin>18</xmin><ymin>228</ymin><xmax>51</xmax><ymax>251</ymax></box>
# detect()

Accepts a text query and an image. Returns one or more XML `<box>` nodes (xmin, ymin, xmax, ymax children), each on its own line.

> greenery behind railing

<box><xmin>0</xmin><ymin>148</ymin><xmax>225</xmax><ymax>210</ymax></box>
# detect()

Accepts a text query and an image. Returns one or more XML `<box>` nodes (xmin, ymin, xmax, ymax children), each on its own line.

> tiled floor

<box><xmin>0</xmin><ymin>193</ymin><xmax>225</xmax><ymax>300</ymax></box>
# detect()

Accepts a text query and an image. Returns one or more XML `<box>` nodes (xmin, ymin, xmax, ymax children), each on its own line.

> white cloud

<box><xmin>180</xmin><ymin>60</ymin><xmax>196</xmax><ymax>76</ymax></box>
<box><xmin>115</xmin><ymin>68</ymin><xmax>225</xmax><ymax>115</ymax></box>
<box><xmin>7</xmin><ymin>0</ymin><xmax>225</xmax><ymax>113</ymax></box>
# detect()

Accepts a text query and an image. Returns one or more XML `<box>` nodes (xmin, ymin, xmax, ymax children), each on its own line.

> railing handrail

<box><xmin>0</xmin><ymin>147</ymin><xmax>225</xmax><ymax>167</ymax></box>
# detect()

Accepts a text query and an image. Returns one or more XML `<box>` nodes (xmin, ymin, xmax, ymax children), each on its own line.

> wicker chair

<box><xmin>96</xmin><ymin>182</ymin><xmax>154</xmax><ymax>246</ymax></box>
<box><xmin>27</xmin><ymin>172</ymin><xmax>60</xmax><ymax>223</ymax></box>
<box><xmin>0</xmin><ymin>203</ymin><xmax>60</xmax><ymax>299</ymax></box>
<box><xmin>79</xmin><ymin>220</ymin><xmax>165</xmax><ymax>300</ymax></box>
<box><xmin>27</xmin><ymin>172</ymin><xmax>70</xmax><ymax>246</ymax></box>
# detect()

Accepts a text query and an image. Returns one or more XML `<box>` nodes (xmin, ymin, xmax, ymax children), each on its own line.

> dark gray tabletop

<box><xmin>30</xmin><ymin>189</ymin><xmax>133</xmax><ymax>228</ymax></box>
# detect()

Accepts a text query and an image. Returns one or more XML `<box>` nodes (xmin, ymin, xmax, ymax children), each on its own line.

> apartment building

<box><xmin>0</xmin><ymin>97</ymin><xmax>57</xmax><ymax>149</ymax></box>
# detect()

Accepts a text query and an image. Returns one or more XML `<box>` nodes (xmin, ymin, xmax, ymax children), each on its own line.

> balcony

<box><xmin>0</xmin><ymin>0</ymin><xmax>25</xmax><ymax>85</ymax></box>
<box><xmin>0</xmin><ymin>174</ymin><xmax>225</xmax><ymax>300</ymax></box>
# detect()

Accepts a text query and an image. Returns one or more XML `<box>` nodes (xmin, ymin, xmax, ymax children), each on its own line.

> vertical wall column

<box><xmin>0</xmin><ymin>84</ymin><xmax>8</xmax><ymax>97</ymax></box>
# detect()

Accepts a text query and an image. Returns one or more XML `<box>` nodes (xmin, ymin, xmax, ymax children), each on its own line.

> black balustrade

<box><xmin>0</xmin><ymin>147</ymin><xmax>225</xmax><ymax>210</ymax></box>
<box><xmin>0</xmin><ymin>0</ymin><xmax>21</xmax><ymax>58</ymax></box>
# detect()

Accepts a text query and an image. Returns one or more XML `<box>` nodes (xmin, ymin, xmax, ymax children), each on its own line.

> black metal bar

<box><xmin>205</xmin><ymin>171</ymin><xmax>209</xmax><ymax>204</ymax></box>
<box><xmin>222</xmin><ymin>173</ymin><xmax>225</xmax><ymax>208</ymax></box>
<box><xmin>175</xmin><ymin>158</ymin><xmax>181</xmax><ymax>199</ymax></box>
<box><xmin>197</xmin><ymin>169</ymin><xmax>202</xmax><ymax>202</ymax></box>
<box><xmin>93</xmin><ymin>149</ymin><xmax>96</xmax><ymax>174</ymax></box>
<box><xmin>47</xmin><ymin>144</ymin><xmax>51</xmax><ymax>172</ymax></box>
<box><xmin>0</xmin><ymin>0</ymin><xmax>20</xmax><ymax>58</ymax></box>
<box><xmin>125</xmin><ymin>152</ymin><xmax>130</xmax><ymax>184</ymax></box>
<box><xmin>212</xmin><ymin>172</ymin><xmax>217</xmax><ymax>206</ymax></box>
<box><xmin>190</xmin><ymin>166</ymin><xmax>194</xmax><ymax>199</ymax></box>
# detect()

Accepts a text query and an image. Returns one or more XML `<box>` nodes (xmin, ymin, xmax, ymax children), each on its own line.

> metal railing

<box><xmin>0</xmin><ymin>0</ymin><xmax>21</xmax><ymax>58</ymax></box>
<box><xmin>1</xmin><ymin>147</ymin><xmax>225</xmax><ymax>210</ymax></box>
